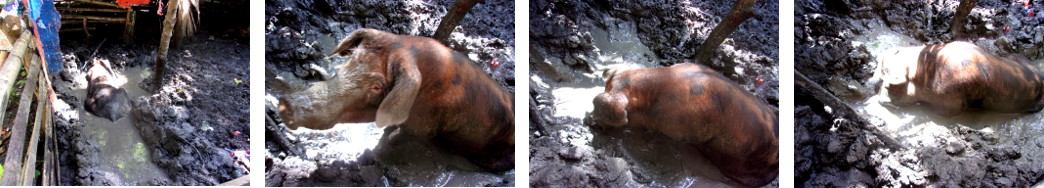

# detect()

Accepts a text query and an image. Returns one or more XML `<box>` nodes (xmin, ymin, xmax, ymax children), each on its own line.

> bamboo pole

<box><xmin>60</xmin><ymin>14</ymin><xmax>126</xmax><ymax>22</ymax></box>
<box><xmin>58</xmin><ymin>27</ymin><xmax>96</xmax><ymax>33</ymax></box>
<box><xmin>55</xmin><ymin>7</ymin><xmax>128</xmax><ymax>13</ymax></box>
<box><xmin>67</xmin><ymin>0</ymin><xmax>121</xmax><ymax>8</ymax></box>
<box><xmin>0</xmin><ymin>30</ymin><xmax>31</xmax><ymax>126</ymax></box>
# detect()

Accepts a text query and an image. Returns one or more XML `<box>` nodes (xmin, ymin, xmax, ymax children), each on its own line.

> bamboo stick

<box><xmin>67</xmin><ymin>0</ymin><xmax>121</xmax><ymax>8</ymax></box>
<box><xmin>0</xmin><ymin>30</ymin><xmax>32</xmax><ymax>126</ymax></box>
<box><xmin>55</xmin><ymin>7</ymin><xmax>128</xmax><ymax>13</ymax></box>
<box><xmin>61</xmin><ymin>14</ymin><xmax>126</xmax><ymax>22</ymax></box>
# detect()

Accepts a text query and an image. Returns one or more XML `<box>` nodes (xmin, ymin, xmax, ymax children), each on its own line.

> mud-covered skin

<box><xmin>84</xmin><ymin>59</ymin><xmax>132</xmax><ymax>122</ymax></box>
<box><xmin>877</xmin><ymin>41</ymin><xmax>1044</xmax><ymax>116</ymax></box>
<box><xmin>276</xmin><ymin>28</ymin><xmax>514</xmax><ymax>172</ymax></box>
<box><xmin>590</xmin><ymin>63</ymin><xmax>778</xmax><ymax>187</ymax></box>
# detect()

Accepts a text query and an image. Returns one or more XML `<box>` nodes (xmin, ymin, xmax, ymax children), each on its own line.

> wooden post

<box><xmin>950</xmin><ymin>0</ymin><xmax>978</xmax><ymax>38</ymax></box>
<box><xmin>693</xmin><ymin>0</ymin><xmax>756</xmax><ymax>72</ymax></box>
<box><xmin>153</xmin><ymin>0</ymin><xmax>182</xmax><ymax>92</ymax></box>
<box><xmin>124</xmin><ymin>10</ymin><xmax>135</xmax><ymax>41</ymax></box>
<box><xmin>432</xmin><ymin>0</ymin><xmax>482</xmax><ymax>43</ymax></box>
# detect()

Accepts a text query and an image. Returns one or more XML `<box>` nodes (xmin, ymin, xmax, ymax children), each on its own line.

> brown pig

<box><xmin>591</xmin><ymin>63</ymin><xmax>778</xmax><ymax>187</ymax></box>
<box><xmin>276</xmin><ymin>28</ymin><xmax>514</xmax><ymax>172</ymax></box>
<box><xmin>874</xmin><ymin>41</ymin><xmax>1044</xmax><ymax>116</ymax></box>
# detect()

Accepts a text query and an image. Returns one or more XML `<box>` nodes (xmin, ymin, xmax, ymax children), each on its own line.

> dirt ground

<box><xmin>49</xmin><ymin>2</ymin><xmax>249</xmax><ymax>185</ymax></box>
<box><xmin>264</xmin><ymin>0</ymin><xmax>515</xmax><ymax>186</ymax></box>
<box><xmin>796</xmin><ymin>0</ymin><xmax>1044</xmax><ymax>186</ymax></box>
<box><xmin>528</xmin><ymin>0</ymin><xmax>779</xmax><ymax>187</ymax></box>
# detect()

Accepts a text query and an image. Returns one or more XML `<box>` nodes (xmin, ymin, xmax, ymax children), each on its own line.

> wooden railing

<box><xmin>56</xmin><ymin>0</ymin><xmax>136</xmax><ymax>39</ymax></box>
<box><xmin>0</xmin><ymin>29</ymin><xmax>58</xmax><ymax>186</ymax></box>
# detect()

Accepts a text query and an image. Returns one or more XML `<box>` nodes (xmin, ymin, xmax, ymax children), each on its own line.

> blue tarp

<box><xmin>23</xmin><ymin>0</ymin><xmax>61</xmax><ymax>73</ymax></box>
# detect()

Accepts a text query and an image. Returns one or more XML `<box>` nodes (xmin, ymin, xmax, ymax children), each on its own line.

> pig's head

<box><xmin>591</xmin><ymin>68</ymin><xmax>631</xmax><ymax>127</ymax></box>
<box><xmin>871</xmin><ymin>46</ymin><xmax>922</xmax><ymax>103</ymax></box>
<box><xmin>278</xmin><ymin>28</ymin><xmax>420</xmax><ymax>130</ymax></box>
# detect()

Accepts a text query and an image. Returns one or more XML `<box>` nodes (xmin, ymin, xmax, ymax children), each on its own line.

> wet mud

<box><xmin>49</xmin><ymin>2</ymin><xmax>250</xmax><ymax>185</ymax></box>
<box><xmin>529</xmin><ymin>0</ymin><xmax>779</xmax><ymax>187</ymax></box>
<box><xmin>796</xmin><ymin>0</ymin><xmax>1044</xmax><ymax>186</ymax></box>
<box><xmin>264</xmin><ymin>0</ymin><xmax>515</xmax><ymax>186</ymax></box>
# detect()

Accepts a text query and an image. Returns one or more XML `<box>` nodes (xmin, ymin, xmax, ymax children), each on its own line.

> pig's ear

<box><xmin>376</xmin><ymin>58</ymin><xmax>421</xmax><ymax>128</ymax></box>
<box><xmin>330</xmin><ymin>28</ymin><xmax>378</xmax><ymax>57</ymax></box>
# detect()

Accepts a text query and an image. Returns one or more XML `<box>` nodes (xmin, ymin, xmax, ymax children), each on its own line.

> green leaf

<box><xmin>234</xmin><ymin>78</ymin><xmax>242</xmax><ymax>85</ymax></box>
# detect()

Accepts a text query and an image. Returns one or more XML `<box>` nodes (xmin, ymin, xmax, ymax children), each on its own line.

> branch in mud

<box><xmin>950</xmin><ymin>0</ymin><xmax>977</xmax><ymax>39</ymax></box>
<box><xmin>693</xmin><ymin>0</ymin><xmax>755</xmax><ymax>72</ymax></box>
<box><xmin>795</xmin><ymin>70</ymin><xmax>904</xmax><ymax>150</ymax></box>
<box><xmin>266</xmin><ymin>104</ymin><xmax>301</xmax><ymax>157</ymax></box>
<box><xmin>529</xmin><ymin>80</ymin><xmax>553</xmax><ymax>137</ymax></box>
<box><xmin>432</xmin><ymin>0</ymin><xmax>483</xmax><ymax>43</ymax></box>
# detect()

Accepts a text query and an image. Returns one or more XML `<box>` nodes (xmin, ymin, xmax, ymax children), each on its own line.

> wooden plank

<box><xmin>20</xmin><ymin>59</ymin><xmax>43</xmax><ymax>185</ymax></box>
<box><xmin>0</xmin><ymin>55</ymin><xmax>40</xmax><ymax>186</ymax></box>
<box><xmin>40</xmin><ymin>106</ymin><xmax>51</xmax><ymax>185</ymax></box>
<box><xmin>217</xmin><ymin>175</ymin><xmax>250</xmax><ymax>186</ymax></box>
<box><xmin>39</xmin><ymin>81</ymin><xmax>53</xmax><ymax>186</ymax></box>
<box><xmin>40</xmin><ymin>67</ymin><xmax>53</xmax><ymax>186</ymax></box>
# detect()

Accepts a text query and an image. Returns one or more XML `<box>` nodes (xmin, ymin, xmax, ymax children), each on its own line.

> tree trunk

<box><xmin>432</xmin><ymin>0</ymin><xmax>482</xmax><ymax>43</ymax></box>
<box><xmin>153</xmin><ymin>0</ymin><xmax>180</xmax><ymax>92</ymax></box>
<box><xmin>950</xmin><ymin>0</ymin><xmax>977</xmax><ymax>39</ymax></box>
<box><xmin>693</xmin><ymin>0</ymin><xmax>756</xmax><ymax>72</ymax></box>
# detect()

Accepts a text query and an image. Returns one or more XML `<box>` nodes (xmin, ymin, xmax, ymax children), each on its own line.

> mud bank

<box><xmin>50</xmin><ymin>7</ymin><xmax>250</xmax><ymax>184</ymax></box>
<box><xmin>529</xmin><ymin>0</ymin><xmax>778</xmax><ymax>187</ymax></box>
<box><xmin>796</xmin><ymin>0</ymin><xmax>1044</xmax><ymax>186</ymax></box>
<box><xmin>264</xmin><ymin>0</ymin><xmax>515</xmax><ymax>186</ymax></box>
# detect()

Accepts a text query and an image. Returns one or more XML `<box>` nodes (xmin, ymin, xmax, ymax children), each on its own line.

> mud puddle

<box><xmin>271</xmin><ymin>117</ymin><xmax>512</xmax><ymax>186</ymax></box>
<box><xmin>589</xmin><ymin>20</ymin><xmax>661</xmax><ymax>69</ymax></box>
<box><xmin>851</xmin><ymin>20</ymin><xmax>923</xmax><ymax>60</ymax></box>
<box><xmin>847</xmin><ymin>24</ymin><xmax>1044</xmax><ymax>173</ymax></box>
<box><xmin>542</xmin><ymin>20</ymin><xmax>738</xmax><ymax>187</ymax></box>
<box><xmin>70</xmin><ymin>67</ymin><xmax>169</xmax><ymax>185</ymax></box>
<box><xmin>548</xmin><ymin>21</ymin><xmax>664</xmax><ymax>119</ymax></box>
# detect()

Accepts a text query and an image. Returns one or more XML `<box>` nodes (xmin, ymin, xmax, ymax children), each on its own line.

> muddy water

<box><xmin>849</xmin><ymin>24</ymin><xmax>1044</xmax><ymax>168</ymax></box>
<box><xmin>549</xmin><ymin>23</ymin><xmax>664</xmax><ymax>119</ymax></box>
<box><xmin>853</xmin><ymin>20</ymin><xmax>922</xmax><ymax>60</ymax></box>
<box><xmin>285</xmin><ymin>122</ymin><xmax>511</xmax><ymax>186</ymax></box>
<box><xmin>543</xmin><ymin>20</ymin><xmax>740</xmax><ymax>187</ymax></box>
<box><xmin>71</xmin><ymin>67</ymin><xmax>169</xmax><ymax>185</ymax></box>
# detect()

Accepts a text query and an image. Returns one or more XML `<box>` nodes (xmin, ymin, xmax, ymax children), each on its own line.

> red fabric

<box><xmin>117</xmin><ymin>0</ymin><xmax>149</xmax><ymax>7</ymax></box>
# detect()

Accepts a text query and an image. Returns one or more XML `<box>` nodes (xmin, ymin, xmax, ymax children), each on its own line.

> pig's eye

<box><xmin>370</xmin><ymin>84</ymin><xmax>383</xmax><ymax>92</ymax></box>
